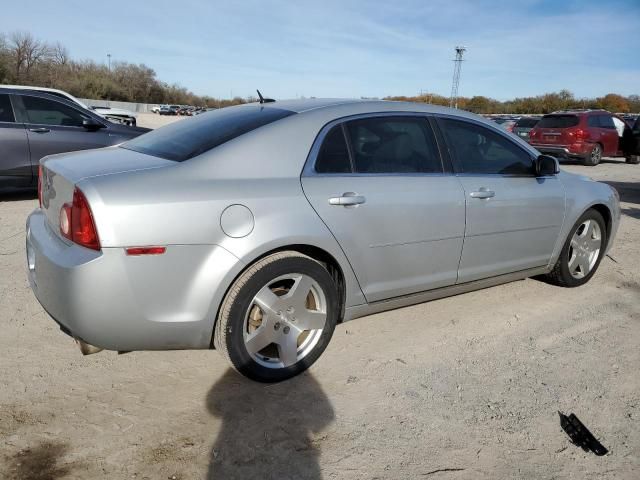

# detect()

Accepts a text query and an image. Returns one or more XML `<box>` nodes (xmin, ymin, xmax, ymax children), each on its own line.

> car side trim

<box><xmin>343</xmin><ymin>265</ymin><xmax>549</xmax><ymax>322</ymax></box>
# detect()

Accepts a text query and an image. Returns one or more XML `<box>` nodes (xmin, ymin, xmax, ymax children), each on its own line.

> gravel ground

<box><xmin>0</xmin><ymin>149</ymin><xmax>638</xmax><ymax>479</ymax></box>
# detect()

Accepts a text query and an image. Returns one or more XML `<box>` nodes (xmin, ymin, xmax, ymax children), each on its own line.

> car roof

<box><xmin>245</xmin><ymin>98</ymin><xmax>486</xmax><ymax>124</ymax></box>
<box><xmin>0</xmin><ymin>85</ymin><xmax>88</xmax><ymax>108</ymax></box>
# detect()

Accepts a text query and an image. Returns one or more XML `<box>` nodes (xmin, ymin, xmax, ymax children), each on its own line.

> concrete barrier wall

<box><xmin>79</xmin><ymin>98</ymin><xmax>159</xmax><ymax>113</ymax></box>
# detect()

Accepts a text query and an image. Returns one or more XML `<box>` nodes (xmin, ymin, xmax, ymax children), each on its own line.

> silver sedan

<box><xmin>26</xmin><ymin>99</ymin><xmax>620</xmax><ymax>382</ymax></box>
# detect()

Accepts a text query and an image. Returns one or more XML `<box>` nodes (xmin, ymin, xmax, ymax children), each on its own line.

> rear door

<box><xmin>597</xmin><ymin>114</ymin><xmax>620</xmax><ymax>155</ymax></box>
<box><xmin>436</xmin><ymin>116</ymin><xmax>565</xmax><ymax>283</ymax></box>
<box><xmin>13</xmin><ymin>94</ymin><xmax>113</xmax><ymax>173</ymax></box>
<box><xmin>302</xmin><ymin>114</ymin><xmax>466</xmax><ymax>302</ymax></box>
<box><xmin>0</xmin><ymin>93</ymin><xmax>31</xmax><ymax>186</ymax></box>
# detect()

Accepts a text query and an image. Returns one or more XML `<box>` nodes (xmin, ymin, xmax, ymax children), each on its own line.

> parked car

<box><xmin>89</xmin><ymin>106</ymin><xmax>138</xmax><ymax>126</ymax></box>
<box><xmin>529</xmin><ymin>109</ymin><xmax>632</xmax><ymax>166</ymax></box>
<box><xmin>177</xmin><ymin>106</ymin><xmax>194</xmax><ymax>116</ymax></box>
<box><xmin>160</xmin><ymin>105</ymin><xmax>180</xmax><ymax>116</ymax></box>
<box><xmin>26</xmin><ymin>99</ymin><xmax>619</xmax><ymax>382</ymax></box>
<box><xmin>512</xmin><ymin>116</ymin><xmax>540</xmax><ymax>140</ymax></box>
<box><xmin>3</xmin><ymin>85</ymin><xmax>138</xmax><ymax>126</ymax></box>
<box><xmin>151</xmin><ymin>105</ymin><xmax>165</xmax><ymax>114</ymax></box>
<box><xmin>0</xmin><ymin>87</ymin><xmax>149</xmax><ymax>190</ymax></box>
<box><xmin>623</xmin><ymin>116</ymin><xmax>640</xmax><ymax>164</ymax></box>
<box><xmin>499</xmin><ymin>119</ymin><xmax>517</xmax><ymax>133</ymax></box>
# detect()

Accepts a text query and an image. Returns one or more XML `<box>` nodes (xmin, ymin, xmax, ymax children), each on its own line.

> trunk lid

<box><xmin>40</xmin><ymin>147</ymin><xmax>174</xmax><ymax>236</ymax></box>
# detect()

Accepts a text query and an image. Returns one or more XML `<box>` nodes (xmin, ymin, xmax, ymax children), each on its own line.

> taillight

<box><xmin>574</xmin><ymin>128</ymin><xmax>588</xmax><ymax>141</ymax></box>
<box><xmin>59</xmin><ymin>187</ymin><xmax>101</xmax><ymax>250</ymax></box>
<box><xmin>38</xmin><ymin>165</ymin><xmax>43</xmax><ymax>207</ymax></box>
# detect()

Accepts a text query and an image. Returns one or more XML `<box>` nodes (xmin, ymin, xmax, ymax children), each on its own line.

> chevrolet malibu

<box><xmin>26</xmin><ymin>99</ymin><xmax>620</xmax><ymax>382</ymax></box>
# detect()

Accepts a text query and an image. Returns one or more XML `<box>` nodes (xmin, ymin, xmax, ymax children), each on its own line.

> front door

<box><xmin>14</xmin><ymin>94</ymin><xmax>112</xmax><ymax>175</ymax></box>
<box><xmin>0</xmin><ymin>93</ymin><xmax>31</xmax><ymax>186</ymax></box>
<box><xmin>437</xmin><ymin>116</ymin><xmax>565</xmax><ymax>283</ymax></box>
<box><xmin>302</xmin><ymin>115</ymin><xmax>466</xmax><ymax>302</ymax></box>
<box><xmin>597</xmin><ymin>114</ymin><xmax>621</xmax><ymax>155</ymax></box>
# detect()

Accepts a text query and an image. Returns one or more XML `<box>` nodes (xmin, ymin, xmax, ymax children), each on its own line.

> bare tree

<box><xmin>52</xmin><ymin>42</ymin><xmax>68</xmax><ymax>66</ymax></box>
<box><xmin>9</xmin><ymin>31</ymin><xmax>51</xmax><ymax>80</ymax></box>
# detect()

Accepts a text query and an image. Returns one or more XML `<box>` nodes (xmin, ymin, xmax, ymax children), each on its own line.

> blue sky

<box><xmin>2</xmin><ymin>0</ymin><xmax>638</xmax><ymax>100</ymax></box>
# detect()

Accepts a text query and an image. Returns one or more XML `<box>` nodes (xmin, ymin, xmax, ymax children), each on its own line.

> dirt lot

<box><xmin>0</xmin><ymin>150</ymin><xmax>638</xmax><ymax>478</ymax></box>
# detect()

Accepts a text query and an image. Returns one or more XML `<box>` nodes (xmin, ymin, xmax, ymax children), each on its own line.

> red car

<box><xmin>529</xmin><ymin>109</ymin><xmax>630</xmax><ymax>166</ymax></box>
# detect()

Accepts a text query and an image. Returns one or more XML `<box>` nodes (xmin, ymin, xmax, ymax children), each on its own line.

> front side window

<box><xmin>123</xmin><ymin>105</ymin><xmax>295</xmax><ymax>162</ymax></box>
<box><xmin>22</xmin><ymin>95</ymin><xmax>89</xmax><ymax>127</ymax></box>
<box><xmin>315</xmin><ymin>125</ymin><xmax>351</xmax><ymax>173</ymax></box>
<box><xmin>0</xmin><ymin>94</ymin><xmax>15</xmax><ymax>123</ymax></box>
<box><xmin>345</xmin><ymin>117</ymin><xmax>442</xmax><ymax>173</ymax></box>
<box><xmin>439</xmin><ymin>118</ymin><xmax>534</xmax><ymax>175</ymax></box>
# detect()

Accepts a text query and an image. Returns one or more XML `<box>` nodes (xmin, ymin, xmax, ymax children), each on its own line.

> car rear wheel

<box><xmin>584</xmin><ymin>144</ymin><xmax>602</xmax><ymax>166</ymax></box>
<box><xmin>214</xmin><ymin>251</ymin><xmax>339</xmax><ymax>382</ymax></box>
<box><xmin>626</xmin><ymin>155</ymin><xmax>640</xmax><ymax>165</ymax></box>
<box><xmin>543</xmin><ymin>209</ymin><xmax>606</xmax><ymax>287</ymax></box>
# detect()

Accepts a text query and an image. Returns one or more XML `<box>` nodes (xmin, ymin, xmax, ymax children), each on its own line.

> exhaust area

<box><xmin>75</xmin><ymin>338</ymin><xmax>103</xmax><ymax>355</ymax></box>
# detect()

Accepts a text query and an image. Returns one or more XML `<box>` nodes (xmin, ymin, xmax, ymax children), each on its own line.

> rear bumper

<box><xmin>532</xmin><ymin>143</ymin><xmax>592</xmax><ymax>159</ymax></box>
<box><xmin>26</xmin><ymin>209</ymin><xmax>242</xmax><ymax>351</ymax></box>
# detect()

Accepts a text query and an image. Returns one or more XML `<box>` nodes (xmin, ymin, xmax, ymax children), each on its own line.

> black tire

<box><xmin>544</xmin><ymin>209</ymin><xmax>606</xmax><ymax>287</ymax></box>
<box><xmin>214</xmin><ymin>251</ymin><xmax>339</xmax><ymax>382</ymax></box>
<box><xmin>626</xmin><ymin>155</ymin><xmax>640</xmax><ymax>165</ymax></box>
<box><xmin>584</xmin><ymin>144</ymin><xmax>602</xmax><ymax>166</ymax></box>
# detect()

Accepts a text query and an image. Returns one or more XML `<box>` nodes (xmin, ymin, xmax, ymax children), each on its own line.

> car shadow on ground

<box><xmin>205</xmin><ymin>369</ymin><xmax>334</xmax><ymax>480</ymax></box>
<box><xmin>0</xmin><ymin>189</ymin><xmax>38</xmax><ymax>202</ymax></box>
<box><xmin>601</xmin><ymin>181</ymin><xmax>640</xmax><ymax>207</ymax></box>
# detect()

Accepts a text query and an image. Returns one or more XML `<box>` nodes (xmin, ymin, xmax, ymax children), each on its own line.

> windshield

<box><xmin>121</xmin><ymin>105</ymin><xmax>295</xmax><ymax>161</ymax></box>
<box><xmin>537</xmin><ymin>115</ymin><xmax>579</xmax><ymax>128</ymax></box>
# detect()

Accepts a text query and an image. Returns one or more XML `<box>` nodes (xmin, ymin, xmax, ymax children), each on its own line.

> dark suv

<box><xmin>529</xmin><ymin>109</ymin><xmax>630</xmax><ymax>166</ymax></box>
<box><xmin>0</xmin><ymin>88</ymin><xmax>149</xmax><ymax>190</ymax></box>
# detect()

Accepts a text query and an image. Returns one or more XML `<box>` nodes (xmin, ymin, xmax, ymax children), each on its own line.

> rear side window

<box><xmin>588</xmin><ymin>116</ymin><xmax>599</xmax><ymax>127</ymax></box>
<box><xmin>122</xmin><ymin>106</ymin><xmax>295</xmax><ymax>161</ymax></box>
<box><xmin>598</xmin><ymin>115</ymin><xmax>615</xmax><ymax>129</ymax></box>
<box><xmin>439</xmin><ymin>118</ymin><xmax>533</xmax><ymax>175</ymax></box>
<box><xmin>315</xmin><ymin>125</ymin><xmax>351</xmax><ymax>173</ymax></box>
<box><xmin>537</xmin><ymin>115</ymin><xmax>579</xmax><ymax>128</ymax></box>
<box><xmin>0</xmin><ymin>94</ymin><xmax>15</xmax><ymax>122</ymax></box>
<box><xmin>515</xmin><ymin>118</ymin><xmax>539</xmax><ymax>128</ymax></box>
<box><xmin>345</xmin><ymin>117</ymin><xmax>442</xmax><ymax>173</ymax></box>
<box><xmin>22</xmin><ymin>95</ymin><xmax>89</xmax><ymax>127</ymax></box>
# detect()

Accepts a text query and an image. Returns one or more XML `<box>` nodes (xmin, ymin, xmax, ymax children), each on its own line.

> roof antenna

<box><xmin>256</xmin><ymin>89</ymin><xmax>275</xmax><ymax>104</ymax></box>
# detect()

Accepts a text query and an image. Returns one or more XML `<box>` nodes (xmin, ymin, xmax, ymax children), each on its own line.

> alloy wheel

<box><xmin>243</xmin><ymin>274</ymin><xmax>327</xmax><ymax>368</ymax></box>
<box><xmin>567</xmin><ymin>219</ymin><xmax>602</xmax><ymax>279</ymax></box>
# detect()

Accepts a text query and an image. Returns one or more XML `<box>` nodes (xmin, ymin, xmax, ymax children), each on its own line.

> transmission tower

<box><xmin>449</xmin><ymin>46</ymin><xmax>466</xmax><ymax>109</ymax></box>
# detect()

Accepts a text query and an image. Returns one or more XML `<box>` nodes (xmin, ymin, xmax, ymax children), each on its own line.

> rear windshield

<box><xmin>122</xmin><ymin>105</ymin><xmax>295</xmax><ymax>161</ymax></box>
<box><xmin>515</xmin><ymin>117</ymin><xmax>539</xmax><ymax>128</ymax></box>
<box><xmin>537</xmin><ymin>115</ymin><xmax>579</xmax><ymax>128</ymax></box>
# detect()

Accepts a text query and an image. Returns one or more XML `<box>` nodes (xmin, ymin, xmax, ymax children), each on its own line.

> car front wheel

<box><xmin>544</xmin><ymin>209</ymin><xmax>606</xmax><ymax>287</ymax></box>
<box><xmin>214</xmin><ymin>251</ymin><xmax>339</xmax><ymax>382</ymax></box>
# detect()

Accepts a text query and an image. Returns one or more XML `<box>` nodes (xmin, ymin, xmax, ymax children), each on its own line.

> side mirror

<box><xmin>82</xmin><ymin>118</ymin><xmax>104</xmax><ymax>131</ymax></box>
<box><xmin>535</xmin><ymin>154</ymin><xmax>559</xmax><ymax>176</ymax></box>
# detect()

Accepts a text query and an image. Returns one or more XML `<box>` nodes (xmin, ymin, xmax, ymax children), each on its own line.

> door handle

<box><xmin>329</xmin><ymin>192</ymin><xmax>366</xmax><ymax>206</ymax></box>
<box><xmin>29</xmin><ymin>128</ymin><xmax>50</xmax><ymax>133</ymax></box>
<box><xmin>469</xmin><ymin>188</ymin><xmax>495</xmax><ymax>199</ymax></box>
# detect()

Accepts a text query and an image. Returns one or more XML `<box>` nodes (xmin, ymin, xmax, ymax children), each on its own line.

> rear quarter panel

<box><xmin>84</xmin><ymin>159</ymin><xmax>366</xmax><ymax>312</ymax></box>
